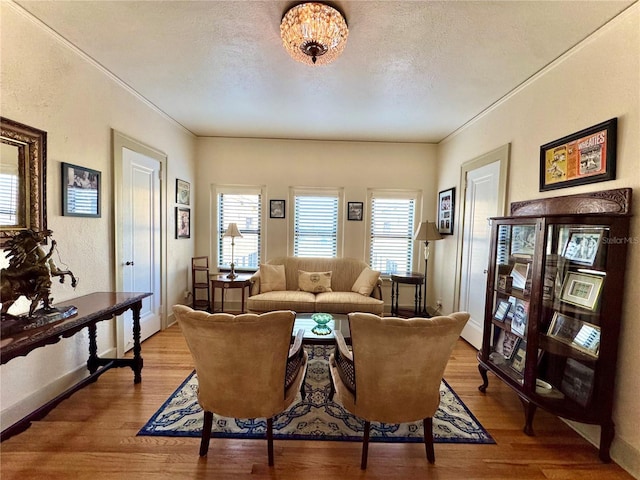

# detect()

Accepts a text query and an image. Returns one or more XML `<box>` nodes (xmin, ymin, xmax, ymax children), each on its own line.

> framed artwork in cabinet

<box><xmin>493</xmin><ymin>300</ymin><xmax>511</xmax><ymax>322</ymax></box>
<box><xmin>510</xmin><ymin>340</ymin><xmax>527</xmax><ymax>375</ymax></box>
<box><xmin>562</xmin><ymin>228</ymin><xmax>603</xmax><ymax>266</ymax></box>
<box><xmin>548</xmin><ymin>312</ymin><xmax>600</xmax><ymax>357</ymax></box>
<box><xmin>559</xmin><ymin>272</ymin><xmax>604</xmax><ymax>311</ymax></box>
<box><xmin>560</xmin><ymin>358</ymin><xmax>595</xmax><ymax>407</ymax></box>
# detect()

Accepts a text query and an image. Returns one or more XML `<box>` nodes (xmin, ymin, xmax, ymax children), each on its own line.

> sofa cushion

<box><xmin>315</xmin><ymin>292</ymin><xmax>384</xmax><ymax>315</ymax></box>
<box><xmin>298</xmin><ymin>270</ymin><xmax>332</xmax><ymax>293</ymax></box>
<box><xmin>351</xmin><ymin>267</ymin><xmax>381</xmax><ymax>296</ymax></box>
<box><xmin>260</xmin><ymin>264</ymin><xmax>286</xmax><ymax>293</ymax></box>
<box><xmin>246</xmin><ymin>291</ymin><xmax>317</xmax><ymax>313</ymax></box>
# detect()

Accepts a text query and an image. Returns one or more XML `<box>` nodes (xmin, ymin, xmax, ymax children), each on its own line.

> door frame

<box><xmin>112</xmin><ymin>130</ymin><xmax>168</xmax><ymax>356</ymax></box>
<box><xmin>453</xmin><ymin>144</ymin><xmax>510</xmax><ymax>315</ymax></box>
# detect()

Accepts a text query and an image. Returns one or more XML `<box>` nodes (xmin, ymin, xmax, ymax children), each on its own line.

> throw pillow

<box><xmin>260</xmin><ymin>264</ymin><xmax>286</xmax><ymax>293</ymax></box>
<box><xmin>298</xmin><ymin>270</ymin><xmax>332</xmax><ymax>293</ymax></box>
<box><xmin>351</xmin><ymin>267</ymin><xmax>381</xmax><ymax>296</ymax></box>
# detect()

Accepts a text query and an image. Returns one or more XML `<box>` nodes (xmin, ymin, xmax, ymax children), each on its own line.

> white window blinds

<box><xmin>218</xmin><ymin>192</ymin><xmax>261</xmax><ymax>270</ymax></box>
<box><xmin>294</xmin><ymin>194</ymin><xmax>338</xmax><ymax>258</ymax></box>
<box><xmin>369</xmin><ymin>196</ymin><xmax>416</xmax><ymax>275</ymax></box>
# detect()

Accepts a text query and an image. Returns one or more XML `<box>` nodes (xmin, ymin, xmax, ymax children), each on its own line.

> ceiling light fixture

<box><xmin>280</xmin><ymin>2</ymin><xmax>348</xmax><ymax>66</ymax></box>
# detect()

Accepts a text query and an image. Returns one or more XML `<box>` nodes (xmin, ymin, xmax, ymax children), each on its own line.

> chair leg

<box><xmin>361</xmin><ymin>420</ymin><xmax>371</xmax><ymax>469</ymax></box>
<box><xmin>328</xmin><ymin>370</ymin><xmax>335</xmax><ymax>401</ymax></box>
<box><xmin>200</xmin><ymin>411</ymin><xmax>213</xmax><ymax>457</ymax></box>
<box><xmin>423</xmin><ymin>417</ymin><xmax>435</xmax><ymax>463</ymax></box>
<box><xmin>267</xmin><ymin>417</ymin><xmax>274</xmax><ymax>466</ymax></box>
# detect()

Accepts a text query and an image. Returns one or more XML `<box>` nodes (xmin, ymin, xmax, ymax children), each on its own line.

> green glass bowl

<box><xmin>311</xmin><ymin>313</ymin><xmax>333</xmax><ymax>335</ymax></box>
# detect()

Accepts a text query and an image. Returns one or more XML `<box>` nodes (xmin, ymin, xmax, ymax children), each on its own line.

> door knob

<box><xmin>125</xmin><ymin>261</ymin><xmax>135</xmax><ymax>266</ymax></box>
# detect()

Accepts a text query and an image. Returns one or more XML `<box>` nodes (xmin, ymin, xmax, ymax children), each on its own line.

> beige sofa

<box><xmin>247</xmin><ymin>256</ymin><xmax>384</xmax><ymax>315</ymax></box>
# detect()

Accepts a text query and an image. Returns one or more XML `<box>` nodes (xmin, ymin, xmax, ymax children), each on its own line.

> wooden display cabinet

<box><xmin>477</xmin><ymin>188</ymin><xmax>631</xmax><ymax>462</ymax></box>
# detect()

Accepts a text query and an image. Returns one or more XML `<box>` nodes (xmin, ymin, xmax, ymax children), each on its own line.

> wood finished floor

<box><xmin>1</xmin><ymin>323</ymin><xmax>634</xmax><ymax>480</ymax></box>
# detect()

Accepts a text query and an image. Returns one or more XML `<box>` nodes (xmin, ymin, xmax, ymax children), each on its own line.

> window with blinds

<box><xmin>218</xmin><ymin>192</ymin><xmax>261</xmax><ymax>270</ymax></box>
<box><xmin>293</xmin><ymin>194</ymin><xmax>339</xmax><ymax>258</ymax></box>
<box><xmin>369</xmin><ymin>195</ymin><xmax>417</xmax><ymax>275</ymax></box>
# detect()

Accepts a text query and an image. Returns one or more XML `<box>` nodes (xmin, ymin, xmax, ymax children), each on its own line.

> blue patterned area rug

<box><xmin>138</xmin><ymin>345</ymin><xmax>494</xmax><ymax>444</ymax></box>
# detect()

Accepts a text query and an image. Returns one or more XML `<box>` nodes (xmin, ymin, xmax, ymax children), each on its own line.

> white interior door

<box><xmin>115</xmin><ymin>148</ymin><xmax>162</xmax><ymax>354</ymax></box>
<box><xmin>458</xmin><ymin>162</ymin><xmax>500</xmax><ymax>348</ymax></box>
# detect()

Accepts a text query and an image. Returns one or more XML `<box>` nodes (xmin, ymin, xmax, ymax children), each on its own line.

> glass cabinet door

<box><xmin>487</xmin><ymin>222</ymin><xmax>537</xmax><ymax>385</ymax></box>
<box><xmin>534</xmin><ymin>223</ymin><xmax>608</xmax><ymax>411</ymax></box>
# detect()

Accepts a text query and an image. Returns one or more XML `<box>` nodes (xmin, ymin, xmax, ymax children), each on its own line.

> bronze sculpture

<box><xmin>1</xmin><ymin>229</ymin><xmax>78</xmax><ymax>331</ymax></box>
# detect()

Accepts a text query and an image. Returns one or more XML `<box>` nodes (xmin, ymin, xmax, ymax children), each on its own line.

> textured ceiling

<box><xmin>12</xmin><ymin>0</ymin><xmax>636</xmax><ymax>143</ymax></box>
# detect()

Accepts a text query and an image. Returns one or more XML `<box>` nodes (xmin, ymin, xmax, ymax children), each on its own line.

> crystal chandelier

<box><xmin>280</xmin><ymin>2</ymin><xmax>349</xmax><ymax>66</ymax></box>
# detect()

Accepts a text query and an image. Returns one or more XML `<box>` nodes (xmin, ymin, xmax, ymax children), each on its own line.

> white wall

<box><xmin>195</xmin><ymin>137</ymin><xmax>438</xmax><ymax>307</ymax></box>
<box><xmin>435</xmin><ymin>5</ymin><xmax>640</xmax><ymax>475</ymax></box>
<box><xmin>0</xmin><ymin>4</ymin><xmax>196</xmax><ymax>429</ymax></box>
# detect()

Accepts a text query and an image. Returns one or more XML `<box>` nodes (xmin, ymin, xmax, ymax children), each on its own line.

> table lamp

<box><xmin>223</xmin><ymin>223</ymin><xmax>242</xmax><ymax>279</ymax></box>
<box><xmin>414</xmin><ymin>221</ymin><xmax>442</xmax><ymax>316</ymax></box>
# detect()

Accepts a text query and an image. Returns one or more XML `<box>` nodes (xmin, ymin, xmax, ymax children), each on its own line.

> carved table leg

<box><xmin>478</xmin><ymin>364</ymin><xmax>489</xmax><ymax>392</ymax></box>
<box><xmin>87</xmin><ymin>323</ymin><xmax>99</xmax><ymax>374</ymax></box>
<box><xmin>599</xmin><ymin>420</ymin><xmax>615</xmax><ymax>462</ymax></box>
<box><xmin>131</xmin><ymin>301</ymin><xmax>144</xmax><ymax>384</ymax></box>
<box><xmin>520</xmin><ymin>397</ymin><xmax>537</xmax><ymax>436</ymax></box>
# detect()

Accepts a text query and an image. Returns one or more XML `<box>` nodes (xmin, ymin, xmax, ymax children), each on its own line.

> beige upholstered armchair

<box><xmin>173</xmin><ymin>305</ymin><xmax>308</xmax><ymax>466</ymax></box>
<box><xmin>328</xmin><ymin>311</ymin><xmax>470</xmax><ymax>469</ymax></box>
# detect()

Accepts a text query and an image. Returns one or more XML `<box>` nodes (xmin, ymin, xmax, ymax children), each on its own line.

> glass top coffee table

<box><xmin>294</xmin><ymin>313</ymin><xmax>350</xmax><ymax>345</ymax></box>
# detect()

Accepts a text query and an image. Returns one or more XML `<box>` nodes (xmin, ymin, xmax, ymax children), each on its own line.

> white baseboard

<box><xmin>564</xmin><ymin>419</ymin><xmax>639</xmax><ymax>478</ymax></box>
<box><xmin>0</xmin><ymin>347</ymin><xmax>117</xmax><ymax>432</ymax></box>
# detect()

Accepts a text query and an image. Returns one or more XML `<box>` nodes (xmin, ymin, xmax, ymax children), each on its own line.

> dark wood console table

<box><xmin>390</xmin><ymin>273</ymin><xmax>424</xmax><ymax>317</ymax></box>
<box><xmin>0</xmin><ymin>291</ymin><xmax>152</xmax><ymax>441</ymax></box>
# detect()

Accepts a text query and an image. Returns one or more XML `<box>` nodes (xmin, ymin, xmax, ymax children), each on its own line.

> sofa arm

<box><xmin>371</xmin><ymin>279</ymin><xmax>383</xmax><ymax>300</ymax></box>
<box><xmin>249</xmin><ymin>271</ymin><xmax>261</xmax><ymax>296</ymax></box>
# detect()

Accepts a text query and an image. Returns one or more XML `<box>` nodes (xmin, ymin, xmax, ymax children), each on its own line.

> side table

<box><xmin>210</xmin><ymin>273</ymin><xmax>252</xmax><ymax>313</ymax></box>
<box><xmin>390</xmin><ymin>273</ymin><xmax>425</xmax><ymax>317</ymax></box>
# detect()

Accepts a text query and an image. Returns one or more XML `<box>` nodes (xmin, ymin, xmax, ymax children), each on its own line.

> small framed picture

<box><xmin>511</xmin><ymin>224</ymin><xmax>536</xmax><ymax>256</ymax></box>
<box><xmin>62</xmin><ymin>162</ymin><xmax>101</xmax><ymax>217</ymax></box>
<box><xmin>437</xmin><ymin>187</ymin><xmax>455</xmax><ymax>235</ymax></box>
<box><xmin>176</xmin><ymin>179</ymin><xmax>190</xmax><ymax>205</ymax></box>
<box><xmin>560</xmin><ymin>272</ymin><xmax>604</xmax><ymax>311</ymax></box>
<box><xmin>494</xmin><ymin>329</ymin><xmax>519</xmax><ymax>359</ymax></box>
<box><xmin>561</xmin><ymin>358</ymin><xmax>595</xmax><ymax>407</ymax></box>
<box><xmin>493</xmin><ymin>300</ymin><xmax>511</xmax><ymax>322</ymax></box>
<box><xmin>547</xmin><ymin>312</ymin><xmax>601</xmax><ymax>357</ymax></box>
<box><xmin>497</xmin><ymin>274</ymin><xmax>513</xmax><ymax>293</ymax></box>
<box><xmin>511</xmin><ymin>298</ymin><xmax>528</xmax><ymax>337</ymax></box>
<box><xmin>562</xmin><ymin>228</ymin><xmax>603</xmax><ymax>266</ymax></box>
<box><xmin>176</xmin><ymin>207</ymin><xmax>190</xmax><ymax>239</ymax></box>
<box><xmin>347</xmin><ymin>202</ymin><xmax>363</xmax><ymax>221</ymax></box>
<box><xmin>510</xmin><ymin>340</ymin><xmax>527</xmax><ymax>375</ymax></box>
<box><xmin>510</xmin><ymin>262</ymin><xmax>530</xmax><ymax>291</ymax></box>
<box><xmin>270</xmin><ymin>199</ymin><xmax>285</xmax><ymax>219</ymax></box>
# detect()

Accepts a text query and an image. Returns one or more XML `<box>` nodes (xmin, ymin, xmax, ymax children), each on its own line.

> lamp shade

<box><xmin>414</xmin><ymin>221</ymin><xmax>442</xmax><ymax>242</ymax></box>
<box><xmin>223</xmin><ymin>223</ymin><xmax>242</xmax><ymax>238</ymax></box>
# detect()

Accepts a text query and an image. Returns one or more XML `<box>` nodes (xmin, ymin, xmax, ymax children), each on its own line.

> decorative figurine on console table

<box><xmin>1</xmin><ymin>229</ymin><xmax>78</xmax><ymax>335</ymax></box>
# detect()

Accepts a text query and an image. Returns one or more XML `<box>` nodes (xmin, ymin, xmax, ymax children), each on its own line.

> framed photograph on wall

<box><xmin>437</xmin><ymin>187</ymin><xmax>455</xmax><ymax>235</ymax></box>
<box><xmin>61</xmin><ymin>162</ymin><xmax>101</xmax><ymax>217</ymax></box>
<box><xmin>560</xmin><ymin>272</ymin><xmax>604</xmax><ymax>311</ymax></box>
<box><xmin>176</xmin><ymin>207</ymin><xmax>190</xmax><ymax>239</ymax></box>
<box><xmin>347</xmin><ymin>202</ymin><xmax>363</xmax><ymax>221</ymax></box>
<box><xmin>270</xmin><ymin>199</ymin><xmax>285</xmax><ymax>218</ymax></box>
<box><xmin>176</xmin><ymin>179</ymin><xmax>190</xmax><ymax>205</ymax></box>
<box><xmin>539</xmin><ymin>118</ymin><xmax>617</xmax><ymax>192</ymax></box>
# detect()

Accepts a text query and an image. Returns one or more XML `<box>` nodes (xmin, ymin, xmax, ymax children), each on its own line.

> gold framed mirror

<box><xmin>0</xmin><ymin>117</ymin><xmax>47</xmax><ymax>247</ymax></box>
